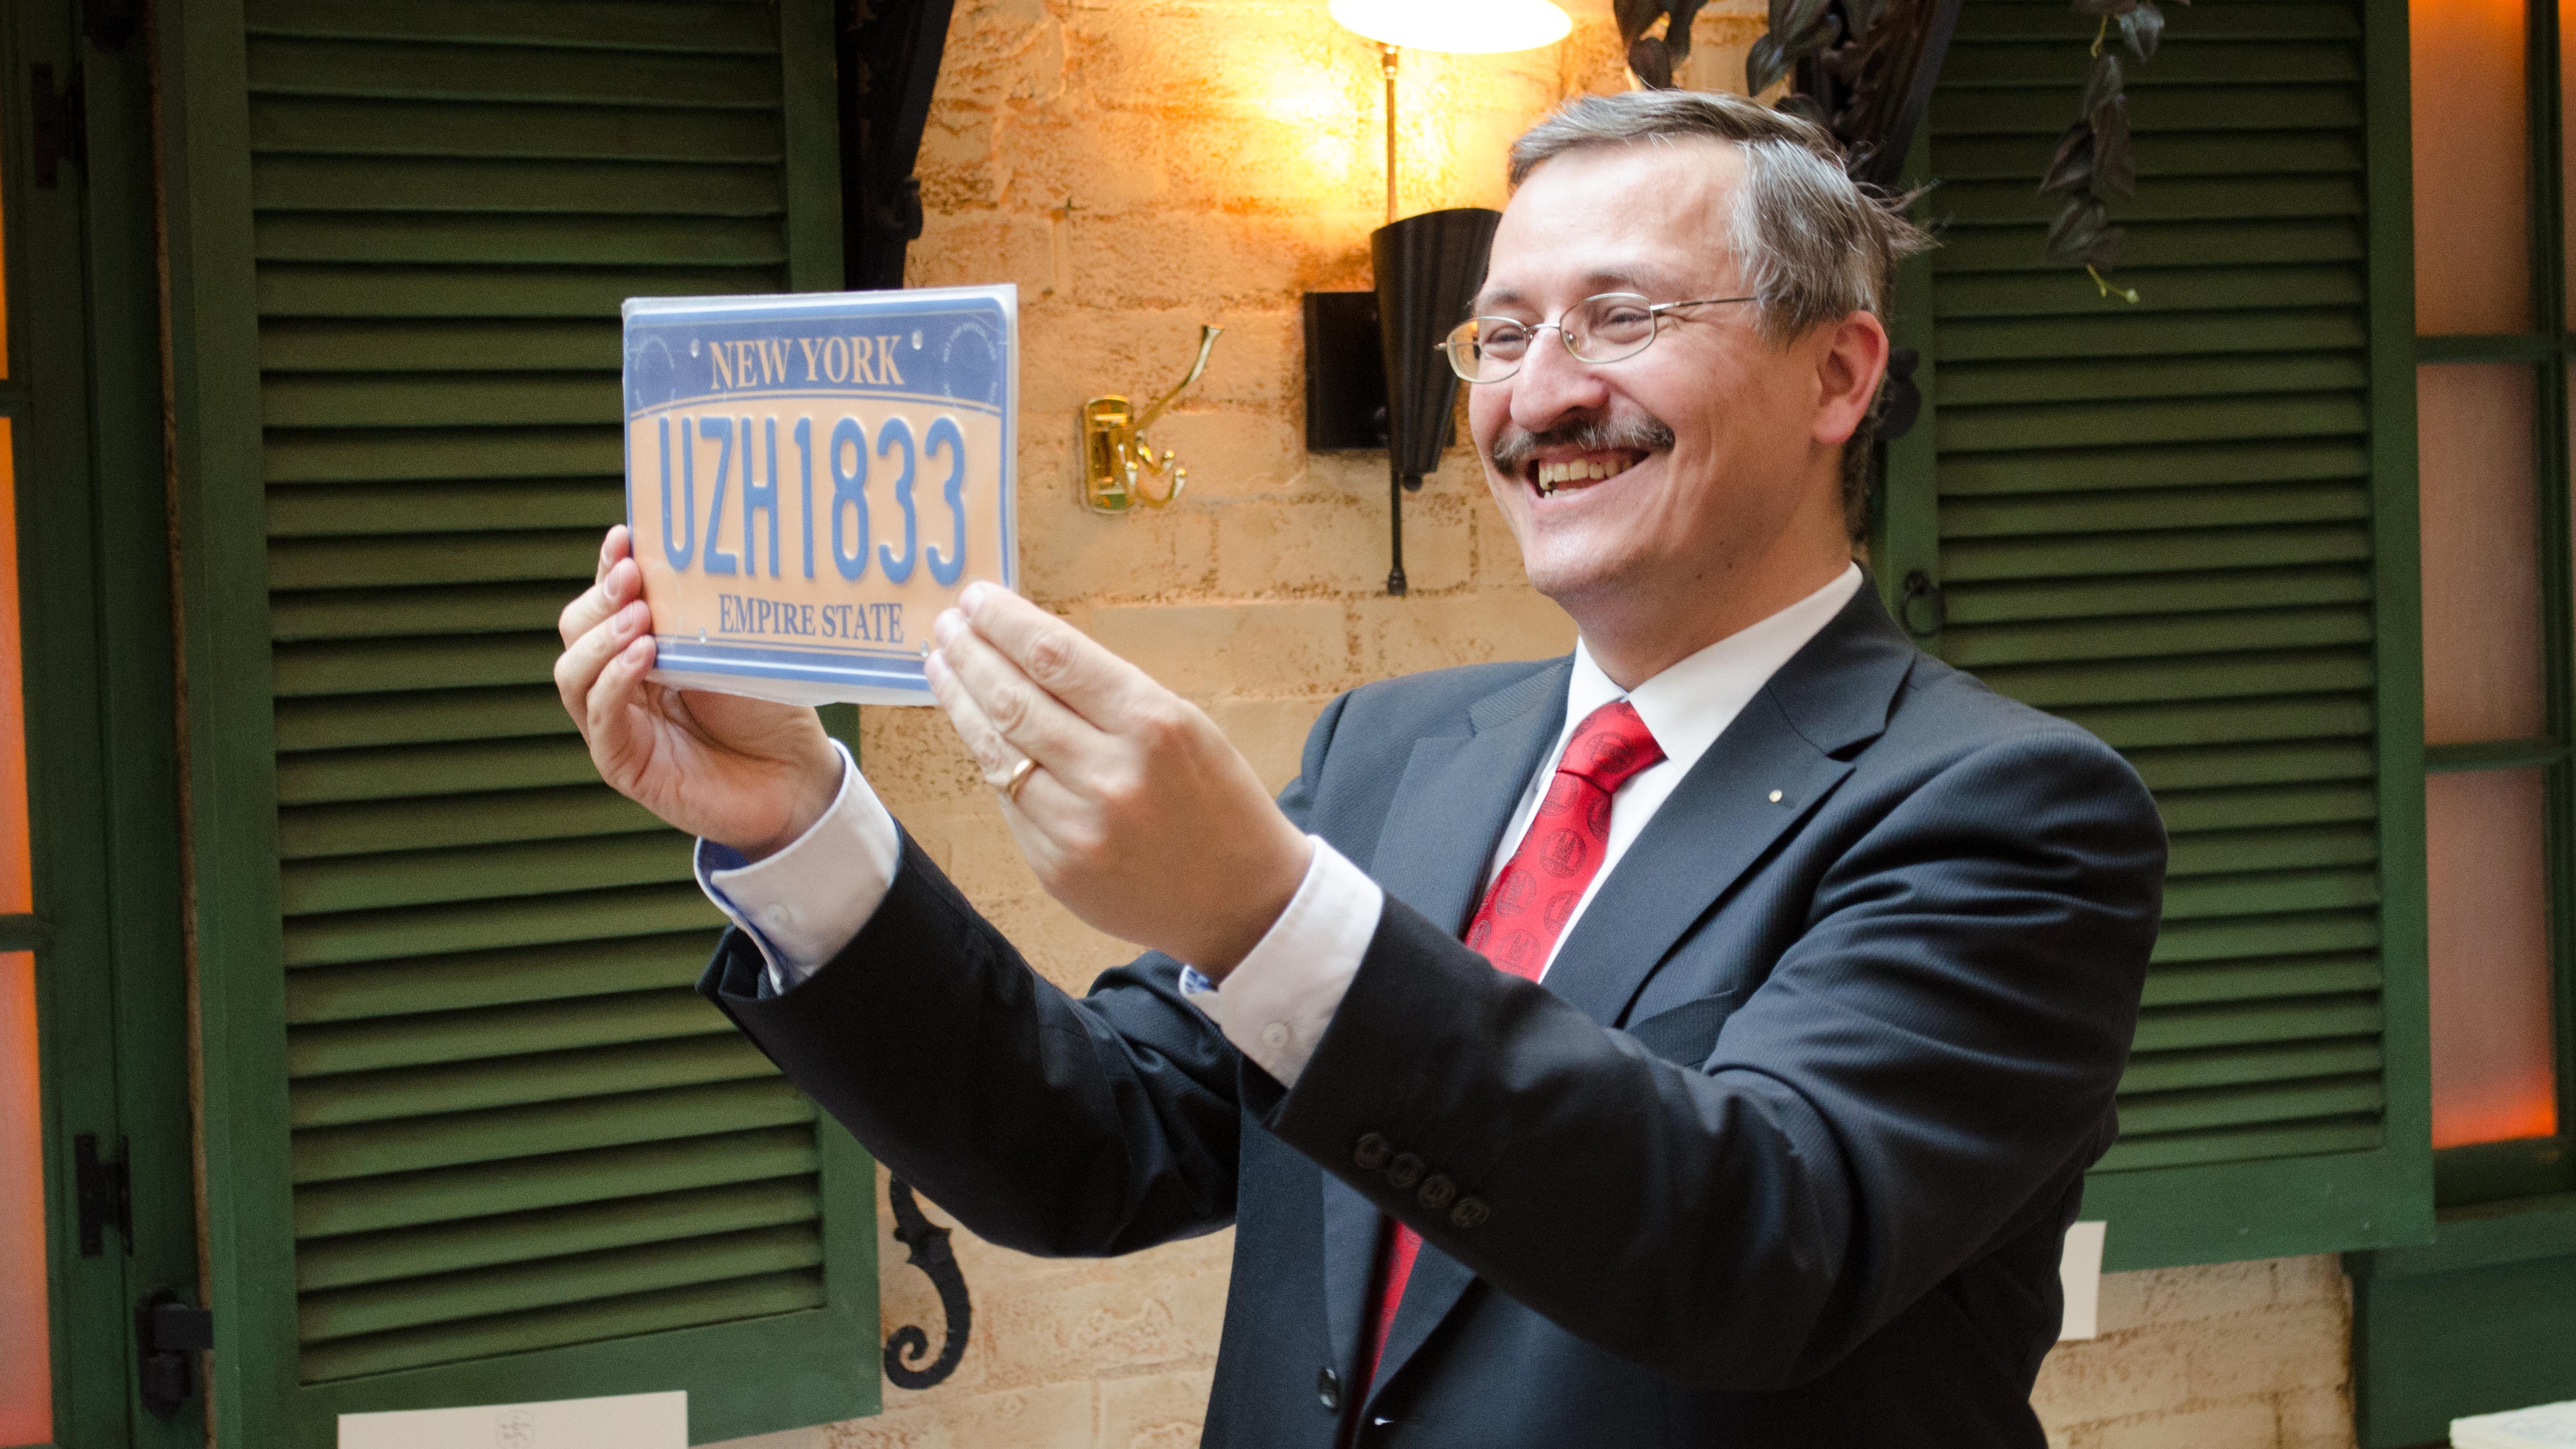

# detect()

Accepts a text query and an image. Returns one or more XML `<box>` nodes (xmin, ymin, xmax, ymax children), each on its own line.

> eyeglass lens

<box><xmin>1446</xmin><ymin>294</ymin><xmax>1663</xmax><ymax>381</ymax></box>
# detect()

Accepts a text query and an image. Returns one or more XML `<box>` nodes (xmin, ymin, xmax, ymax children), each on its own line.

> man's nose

<box><xmin>1507</xmin><ymin>331</ymin><xmax>1610</xmax><ymax>433</ymax></box>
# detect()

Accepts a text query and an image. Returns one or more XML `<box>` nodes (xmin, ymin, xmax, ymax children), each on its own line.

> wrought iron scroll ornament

<box><xmin>883</xmin><ymin>1178</ymin><xmax>974</xmax><ymax>1390</ymax></box>
<box><xmin>839</xmin><ymin>0</ymin><xmax>960</xmax><ymax>290</ymax></box>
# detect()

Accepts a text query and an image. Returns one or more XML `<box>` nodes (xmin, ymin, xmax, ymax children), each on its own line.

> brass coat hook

<box><xmin>1081</xmin><ymin>325</ymin><xmax>1222</xmax><ymax>514</ymax></box>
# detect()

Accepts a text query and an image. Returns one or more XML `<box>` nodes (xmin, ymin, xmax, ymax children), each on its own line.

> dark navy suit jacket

<box><xmin>700</xmin><ymin>582</ymin><xmax>2167</xmax><ymax>1447</ymax></box>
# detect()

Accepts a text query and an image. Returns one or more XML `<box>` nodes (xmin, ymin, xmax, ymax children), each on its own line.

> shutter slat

<box><xmin>291</xmin><ymin>1126</ymin><xmax>818</xmax><ymax>1239</ymax></box>
<box><xmin>268</xmin><ymin>426</ymin><xmax>623</xmax><ymax>483</ymax></box>
<box><xmin>274</xmin><ymin>634</ymin><xmax>561</xmax><ymax>696</ymax></box>
<box><xmin>2156</xmin><ymin>784</ymin><xmax>2375</xmax><ymax>834</ymax></box>
<box><xmin>2151</xmin><ymin>911</ymin><xmax>2379</xmax><ymax>965</ymax></box>
<box><xmin>2164</xmin><ymin>824</ymin><xmax>2376</xmax><ymax>878</ymax></box>
<box><xmin>246</xmin><ymin>37</ymin><xmax>783</xmax><ymax>107</ymax></box>
<box><xmin>2092</xmin><ymin>1117</ymin><xmax>2381</xmax><ymax>1172</ymax></box>
<box><xmin>264</xmin><ymin>372</ymin><xmax>623</xmax><ymax>427</ymax></box>
<box><xmin>2119</xmin><ymin>1039</ymin><xmax>2381</xmax><ymax>1095</ymax></box>
<box><xmin>1951</xmin><ymin>2</ymin><xmax>2356</xmax><ymax>41</ymax></box>
<box><xmin>252</xmin><ymin>96</ymin><xmax>782</xmax><ymax>163</ymax></box>
<box><xmin>296</xmin><ymin>1176</ymin><xmax>818</xmax><ymax>1292</ymax></box>
<box><xmin>275</xmin><ymin>685</ymin><xmax>568</xmax><ymax>751</ymax></box>
<box><xmin>245</xmin><ymin>0</ymin><xmax>778</xmax><ymax>54</ymax></box>
<box><xmin>1940</xmin><ymin>219</ymin><xmax>2364</xmax><ymax>273</ymax></box>
<box><xmin>281</xmin><ymin>785</ymin><xmax>659</xmax><ymax>857</ymax></box>
<box><xmin>1938</xmin><ymin>355</ymin><xmax>2368</xmax><ymax>409</ymax></box>
<box><xmin>1937</xmin><ymin>41</ymin><xmax>2359</xmax><ymax>86</ymax></box>
<box><xmin>2139</xmin><ymin>953</ymin><xmax>2381</xmax><ymax>1009</ymax></box>
<box><xmin>289</xmin><ymin>1035</ymin><xmax>777</xmax><ymax>1128</ymax></box>
<box><xmin>2131</xmin><ymin>744</ymin><xmax>2376</xmax><ymax>795</ymax></box>
<box><xmin>262</xmin><ymin>318</ymin><xmax>620</xmax><ymax>373</ymax></box>
<box><xmin>2159</xmin><ymin>867</ymin><xmax>2377</xmax><ymax>921</ymax></box>
<box><xmin>289</xmin><ymin>986</ymin><xmax>726</xmax><ymax>1074</ymax></box>
<box><xmin>1973</xmin><ymin>648</ymin><xmax>2372</xmax><ymax>710</ymax></box>
<box><xmin>290</xmin><ymin>1078</ymin><xmax>813</xmax><ymax>1184</ymax></box>
<box><xmin>277</xmin><ymin>736</ymin><xmax>600</xmax><ymax>804</ymax></box>
<box><xmin>301</xmin><ymin>1224</ymin><xmax>821</xmax><ymax>1344</ymax></box>
<box><xmin>272</xmin><ymin>583</ymin><xmax>579</xmax><ymax>642</ymax></box>
<box><xmin>1943</xmin><ymin>565</ymin><xmax>2370</xmax><ymax>624</ymax></box>
<box><xmin>271</xmin><ymin>533</ymin><xmax>595</xmax><ymax>589</ymax></box>
<box><xmin>259</xmin><ymin>263</ymin><xmax>780</xmax><ymax>319</ymax></box>
<box><xmin>259</xmin><ymin>213</ymin><xmax>785</xmax><ymax>268</ymax></box>
<box><xmin>281</xmin><ymin>881</ymin><xmax>721</xmax><ymax>967</ymax></box>
<box><xmin>2063</xmin><ymin>700</ymin><xmax>2374</xmax><ymax>754</ymax></box>
<box><xmin>1932</xmin><ymin>130</ymin><xmax>2361</xmax><ymax>179</ymax></box>
<box><xmin>2115</xmin><ymin>1075</ymin><xmax>2382</xmax><ymax>1137</ymax></box>
<box><xmin>1936</xmin><ymin>309</ymin><xmax>2367</xmax><ymax>363</ymax></box>
<box><xmin>285</xmin><ymin>935</ymin><xmax>715</xmax><ymax>1024</ymax></box>
<box><xmin>1938</xmin><ymin>392</ymin><xmax>2368</xmax><ymax>452</ymax></box>
<box><xmin>1935</xmin><ymin>85</ymin><xmax>2363</xmax><ymax>134</ymax></box>
<box><xmin>297</xmin><ymin>1271</ymin><xmax>824</xmax><ymax>1384</ymax></box>
<box><xmin>1943</xmin><ymin>524</ymin><xmax>2370</xmax><ymax>582</ymax></box>
<box><xmin>1940</xmin><ymin>604</ymin><xmax>2370</xmax><ymax>666</ymax></box>
<box><xmin>1938</xmin><ymin>175</ymin><xmax>2362</xmax><ymax>224</ymax></box>
<box><xmin>270</xmin><ymin>484</ymin><xmax>618</xmax><ymax>539</ymax></box>
<box><xmin>254</xmin><ymin>156</ymin><xmax>783</xmax><ymax>215</ymax></box>
<box><xmin>1941</xmin><ymin>439</ymin><xmax>2367</xmax><ymax>495</ymax></box>
<box><xmin>1935</xmin><ymin>264</ymin><xmax>2364</xmax><ymax>318</ymax></box>
<box><xmin>281</xmin><ymin>836</ymin><xmax>693</xmax><ymax>917</ymax></box>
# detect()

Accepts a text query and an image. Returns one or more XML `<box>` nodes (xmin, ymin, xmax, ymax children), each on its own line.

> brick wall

<box><xmin>705</xmin><ymin>1</ymin><xmax>2363</xmax><ymax>1444</ymax></box>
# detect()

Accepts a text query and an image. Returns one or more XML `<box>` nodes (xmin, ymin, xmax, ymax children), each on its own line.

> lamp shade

<box><xmin>1328</xmin><ymin>0</ymin><xmax>1572</xmax><ymax>53</ymax></box>
<box><xmin>1373</xmin><ymin>207</ymin><xmax>1499</xmax><ymax>484</ymax></box>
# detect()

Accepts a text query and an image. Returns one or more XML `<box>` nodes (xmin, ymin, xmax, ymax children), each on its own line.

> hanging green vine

<box><xmin>2040</xmin><ymin>0</ymin><xmax>2184</xmax><ymax>301</ymax></box>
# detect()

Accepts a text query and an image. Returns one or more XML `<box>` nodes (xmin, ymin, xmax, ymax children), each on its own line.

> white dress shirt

<box><xmin>697</xmin><ymin>564</ymin><xmax>1864</xmax><ymax>1089</ymax></box>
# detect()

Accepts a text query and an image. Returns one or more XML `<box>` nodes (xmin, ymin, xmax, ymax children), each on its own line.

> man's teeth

<box><xmin>1535</xmin><ymin>456</ymin><xmax>1637</xmax><ymax>494</ymax></box>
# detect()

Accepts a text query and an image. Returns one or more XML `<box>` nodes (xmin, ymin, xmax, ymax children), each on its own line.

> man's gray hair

<box><xmin>1509</xmin><ymin>90</ymin><xmax>1934</xmax><ymax>540</ymax></box>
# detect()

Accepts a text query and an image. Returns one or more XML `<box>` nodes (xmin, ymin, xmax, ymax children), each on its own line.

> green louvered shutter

<box><xmin>171</xmin><ymin>2</ymin><xmax>879</xmax><ymax>1442</ymax></box>
<box><xmin>1882</xmin><ymin>0</ymin><xmax>2434</xmax><ymax>1266</ymax></box>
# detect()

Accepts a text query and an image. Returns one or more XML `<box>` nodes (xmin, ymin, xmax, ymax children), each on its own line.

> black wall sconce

<box><xmin>1305</xmin><ymin>207</ymin><xmax>1499</xmax><ymax>596</ymax></box>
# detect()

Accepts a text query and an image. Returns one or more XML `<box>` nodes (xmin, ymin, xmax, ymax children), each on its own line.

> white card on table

<box><xmin>338</xmin><ymin>1390</ymin><xmax>686</xmax><ymax>1449</ymax></box>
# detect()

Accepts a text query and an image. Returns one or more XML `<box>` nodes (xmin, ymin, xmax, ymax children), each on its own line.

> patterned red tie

<box><xmin>1362</xmin><ymin>699</ymin><xmax>1665</xmax><ymax>1386</ymax></box>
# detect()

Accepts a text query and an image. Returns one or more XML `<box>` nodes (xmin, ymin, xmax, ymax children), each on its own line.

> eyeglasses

<box><xmin>1437</xmin><ymin>291</ymin><xmax>1757</xmax><ymax>383</ymax></box>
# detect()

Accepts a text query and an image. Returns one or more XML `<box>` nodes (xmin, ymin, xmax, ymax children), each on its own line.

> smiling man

<box><xmin>556</xmin><ymin>89</ymin><xmax>2164</xmax><ymax>1448</ymax></box>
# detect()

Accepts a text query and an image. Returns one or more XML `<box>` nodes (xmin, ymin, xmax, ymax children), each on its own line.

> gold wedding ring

<box><xmin>1002</xmin><ymin>755</ymin><xmax>1038</xmax><ymax>803</ymax></box>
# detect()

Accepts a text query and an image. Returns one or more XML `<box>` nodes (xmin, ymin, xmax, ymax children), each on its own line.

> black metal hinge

<box><xmin>31</xmin><ymin>61</ymin><xmax>85</xmax><ymax>189</ymax></box>
<box><xmin>75</xmin><ymin>1133</ymin><xmax>131</xmax><ymax>1257</ymax></box>
<box><xmin>136</xmin><ymin>1289</ymin><xmax>212</xmax><ymax>1420</ymax></box>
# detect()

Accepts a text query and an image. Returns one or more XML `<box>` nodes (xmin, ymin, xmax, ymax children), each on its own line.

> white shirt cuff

<box><xmin>1178</xmin><ymin>838</ymin><xmax>1383</xmax><ymax>1088</ymax></box>
<box><xmin>694</xmin><ymin>739</ymin><xmax>900</xmax><ymax>994</ymax></box>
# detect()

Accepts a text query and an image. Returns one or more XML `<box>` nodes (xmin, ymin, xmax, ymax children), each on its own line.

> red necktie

<box><xmin>1362</xmin><ymin>699</ymin><xmax>1666</xmax><ymax>1386</ymax></box>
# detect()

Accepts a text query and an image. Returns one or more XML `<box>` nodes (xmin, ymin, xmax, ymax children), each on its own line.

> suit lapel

<box><xmin>1365</xmin><ymin>661</ymin><xmax>1571</xmax><ymax>934</ymax></box>
<box><xmin>1544</xmin><ymin>586</ymin><xmax>1919</xmax><ymax>1026</ymax></box>
<box><xmin>1324</xmin><ymin>661</ymin><xmax>1569</xmax><ymax>1382</ymax></box>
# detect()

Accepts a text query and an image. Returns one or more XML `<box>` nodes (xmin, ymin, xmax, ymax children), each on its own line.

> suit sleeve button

<box><xmin>1450</xmin><ymin>1197</ymin><xmax>1490</xmax><ymax>1230</ymax></box>
<box><xmin>1386</xmin><ymin>1153</ymin><xmax>1425</xmax><ymax>1190</ymax></box>
<box><xmin>1417</xmin><ymin>1174</ymin><xmax>1455</xmax><ymax>1209</ymax></box>
<box><xmin>1317</xmin><ymin>1366</ymin><xmax>1342</xmax><ymax>1411</ymax></box>
<box><xmin>1353</xmin><ymin>1133</ymin><xmax>1392</xmax><ymax>1171</ymax></box>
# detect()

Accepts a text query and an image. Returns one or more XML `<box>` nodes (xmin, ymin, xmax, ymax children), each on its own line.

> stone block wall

<box><xmin>706</xmin><ymin>1</ymin><xmax>2366</xmax><ymax>1444</ymax></box>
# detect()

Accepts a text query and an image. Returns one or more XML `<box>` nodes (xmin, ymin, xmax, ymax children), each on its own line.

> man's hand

<box><xmin>555</xmin><ymin>526</ymin><xmax>840</xmax><ymax>858</ymax></box>
<box><xmin>925</xmin><ymin>582</ymin><xmax>1312</xmax><ymax>978</ymax></box>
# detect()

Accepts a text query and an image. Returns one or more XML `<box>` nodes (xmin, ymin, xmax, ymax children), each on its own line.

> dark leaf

<box><xmin>2088</xmin><ymin>92</ymin><xmax>2133</xmax><ymax>199</ymax></box>
<box><xmin>2045</xmin><ymin>196</ymin><xmax>2107</xmax><ymax>261</ymax></box>
<box><xmin>2078</xmin><ymin>49</ymin><xmax>2123</xmax><ymax>117</ymax></box>
<box><xmin>2083</xmin><ymin>227</ymin><xmax>2125</xmax><ymax>270</ymax></box>
<box><xmin>1777</xmin><ymin>92</ymin><xmax>1831</xmax><ymax>127</ymax></box>
<box><xmin>2070</xmin><ymin>0</ymin><xmax>2139</xmax><ymax>14</ymax></box>
<box><xmin>2039</xmin><ymin>121</ymin><xmax>2095</xmax><ymax>196</ymax></box>
<box><xmin>1615</xmin><ymin>0</ymin><xmax>1666</xmax><ymax>46</ymax></box>
<box><xmin>1630</xmin><ymin>35</ymin><xmax>1676</xmax><ymax>87</ymax></box>
<box><xmin>1777</xmin><ymin>0</ymin><xmax>1836</xmax><ymax>46</ymax></box>
<box><xmin>2119</xmin><ymin>1</ymin><xmax>2163</xmax><ymax>59</ymax></box>
<box><xmin>1665</xmin><ymin>0</ymin><xmax>1710</xmax><ymax>60</ymax></box>
<box><xmin>1843</xmin><ymin>0</ymin><xmax>1885</xmax><ymax>38</ymax></box>
<box><xmin>1747</xmin><ymin>31</ymin><xmax>1792</xmax><ymax>92</ymax></box>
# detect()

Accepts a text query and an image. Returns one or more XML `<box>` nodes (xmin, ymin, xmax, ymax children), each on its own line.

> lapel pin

<box><xmin>1768</xmin><ymin>790</ymin><xmax>1784</xmax><ymax>803</ymax></box>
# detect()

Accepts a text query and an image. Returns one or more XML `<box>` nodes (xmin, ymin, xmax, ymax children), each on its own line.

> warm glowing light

<box><xmin>1328</xmin><ymin>0</ymin><xmax>1572</xmax><ymax>54</ymax></box>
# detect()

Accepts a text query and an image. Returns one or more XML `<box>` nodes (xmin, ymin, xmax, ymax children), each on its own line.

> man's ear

<box><xmin>1812</xmin><ymin>310</ymin><xmax>1892</xmax><ymax>449</ymax></box>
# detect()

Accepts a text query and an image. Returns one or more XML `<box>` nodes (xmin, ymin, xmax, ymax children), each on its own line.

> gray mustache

<box><xmin>1489</xmin><ymin>416</ymin><xmax>1677</xmax><ymax>472</ymax></box>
